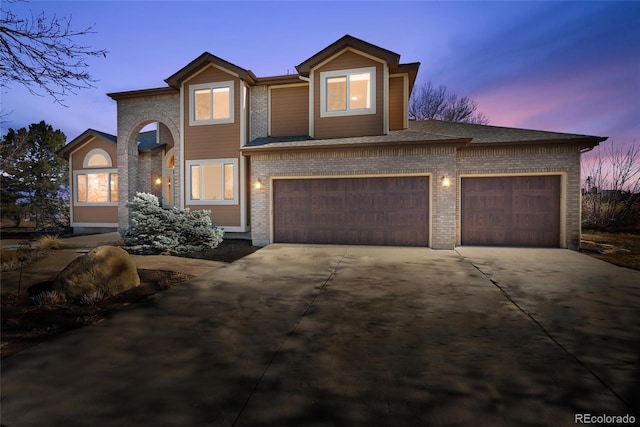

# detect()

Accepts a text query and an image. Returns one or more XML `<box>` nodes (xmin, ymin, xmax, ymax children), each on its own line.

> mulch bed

<box><xmin>1</xmin><ymin>239</ymin><xmax>261</xmax><ymax>359</ymax></box>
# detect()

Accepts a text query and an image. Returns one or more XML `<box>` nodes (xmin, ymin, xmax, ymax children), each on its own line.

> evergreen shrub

<box><xmin>122</xmin><ymin>192</ymin><xmax>224</xmax><ymax>255</ymax></box>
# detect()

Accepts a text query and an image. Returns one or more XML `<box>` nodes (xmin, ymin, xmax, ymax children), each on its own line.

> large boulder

<box><xmin>54</xmin><ymin>245</ymin><xmax>140</xmax><ymax>300</ymax></box>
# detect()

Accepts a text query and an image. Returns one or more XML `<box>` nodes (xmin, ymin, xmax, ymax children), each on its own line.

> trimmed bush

<box><xmin>121</xmin><ymin>192</ymin><xmax>224</xmax><ymax>255</ymax></box>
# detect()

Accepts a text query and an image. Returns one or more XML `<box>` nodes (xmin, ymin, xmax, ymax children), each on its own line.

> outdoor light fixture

<box><xmin>441</xmin><ymin>175</ymin><xmax>450</xmax><ymax>188</ymax></box>
<box><xmin>255</xmin><ymin>178</ymin><xmax>263</xmax><ymax>190</ymax></box>
<box><xmin>154</xmin><ymin>177</ymin><xmax>162</xmax><ymax>186</ymax></box>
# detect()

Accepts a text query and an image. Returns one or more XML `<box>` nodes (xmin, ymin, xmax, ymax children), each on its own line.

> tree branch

<box><xmin>0</xmin><ymin>4</ymin><xmax>108</xmax><ymax>105</ymax></box>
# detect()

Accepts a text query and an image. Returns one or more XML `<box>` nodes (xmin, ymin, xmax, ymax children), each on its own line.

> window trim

<box><xmin>73</xmin><ymin>169</ymin><xmax>118</xmax><ymax>206</ymax></box>
<box><xmin>189</xmin><ymin>81</ymin><xmax>235</xmax><ymax>126</ymax></box>
<box><xmin>319</xmin><ymin>66</ymin><xmax>376</xmax><ymax>118</ymax></box>
<box><xmin>186</xmin><ymin>158</ymin><xmax>238</xmax><ymax>205</ymax></box>
<box><xmin>83</xmin><ymin>148</ymin><xmax>113</xmax><ymax>168</ymax></box>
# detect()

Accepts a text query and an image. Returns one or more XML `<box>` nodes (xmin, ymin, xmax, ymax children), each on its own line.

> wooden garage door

<box><xmin>274</xmin><ymin>177</ymin><xmax>429</xmax><ymax>246</ymax></box>
<box><xmin>461</xmin><ymin>176</ymin><xmax>560</xmax><ymax>247</ymax></box>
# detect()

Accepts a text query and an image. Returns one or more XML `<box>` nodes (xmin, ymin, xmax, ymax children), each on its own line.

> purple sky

<box><xmin>2</xmin><ymin>1</ymin><xmax>638</xmax><ymax>153</ymax></box>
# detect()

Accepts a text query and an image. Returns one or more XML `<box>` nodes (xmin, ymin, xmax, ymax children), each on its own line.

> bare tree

<box><xmin>409</xmin><ymin>81</ymin><xmax>489</xmax><ymax>124</ymax></box>
<box><xmin>582</xmin><ymin>141</ymin><xmax>640</xmax><ymax>231</ymax></box>
<box><xmin>0</xmin><ymin>0</ymin><xmax>107</xmax><ymax>105</ymax></box>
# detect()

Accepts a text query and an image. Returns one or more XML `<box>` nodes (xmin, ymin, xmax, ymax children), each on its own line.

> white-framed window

<box><xmin>320</xmin><ymin>67</ymin><xmax>376</xmax><ymax>118</ymax></box>
<box><xmin>83</xmin><ymin>148</ymin><xmax>112</xmax><ymax>168</ymax></box>
<box><xmin>74</xmin><ymin>170</ymin><xmax>118</xmax><ymax>205</ymax></box>
<box><xmin>186</xmin><ymin>158</ymin><xmax>238</xmax><ymax>205</ymax></box>
<box><xmin>189</xmin><ymin>81</ymin><xmax>234</xmax><ymax>126</ymax></box>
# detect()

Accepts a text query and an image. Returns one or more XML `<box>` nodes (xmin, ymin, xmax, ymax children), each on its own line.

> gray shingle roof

<box><xmin>243</xmin><ymin>120</ymin><xmax>606</xmax><ymax>153</ymax></box>
<box><xmin>244</xmin><ymin>126</ymin><xmax>467</xmax><ymax>151</ymax></box>
<box><xmin>89</xmin><ymin>129</ymin><xmax>117</xmax><ymax>143</ymax></box>
<box><xmin>409</xmin><ymin>120</ymin><xmax>606</xmax><ymax>144</ymax></box>
<box><xmin>137</xmin><ymin>130</ymin><xmax>165</xmax><ymax>152</ymax></box>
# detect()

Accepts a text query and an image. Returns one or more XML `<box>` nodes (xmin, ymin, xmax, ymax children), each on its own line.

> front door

<box><xmin>162</xmin><ymin>148</ymin><xmax>176</xmax><ymax>208</ymax></box>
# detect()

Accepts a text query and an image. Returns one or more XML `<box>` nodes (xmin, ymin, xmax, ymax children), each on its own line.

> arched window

<box><xmin>75</xmin><ymin>148</ymin><xmax>117</xmax><ymax>205</ymax></box>
<box><xmin>83</xmin><ymin>148</ymin><xmax>112</xmax><ymax>168</ymax></box>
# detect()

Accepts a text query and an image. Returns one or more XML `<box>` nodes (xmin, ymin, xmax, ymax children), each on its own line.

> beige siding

<box><xmin>183</xmin><ymin>66</ymin><xmax>241</xmax><ymax>160</ymax></box>
<box><xmin>183</xmin><ymin>65</ymin><xmax>244</xmax><ymax>227</ymax></box>
<box><xmin>313</xmin><ymin>50</ymin><xmax>384</xmax><ymax>138</ymax></box>
<box><xmin>71</xmin><ymin>138</ymin><xmax>117</xmax><ymax>170</ymax></box>
<box><xmin>70</xmin><ymin>138</ymin><xmax>118</xmax><ymax>225</ymax></box>
<box><xmin>184</xmin><ymin>204</ymin><xmax>241</xmax><ymax>227</ymax></box>
<box><xmin>270</xmin><ymin>85</ymin><xmax>309</xmax><ymax>137</ymax></box>
<box><xmin>389</xmin><ymin>76</ymin><xmax>405</xmax><ymax>131</ymax></box>
<box><xmin>73</xmin><ymin>206</ymin><xmax>118</xmax><ymax>223</ymax></box>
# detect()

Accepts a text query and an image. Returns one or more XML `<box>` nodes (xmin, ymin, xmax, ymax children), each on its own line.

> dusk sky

<box><xmin>2</xmin><ymin>1</ymin><xmax>639</xmax><ymax>154</ymax></box>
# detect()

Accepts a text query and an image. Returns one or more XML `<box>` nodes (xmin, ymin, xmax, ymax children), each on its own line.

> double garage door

<box><xmin>272</xmin><ymin>175</ymin><xmax>561</xmax><ymax>248</ymax></box>
<box><xmin>273</xmin><ymin>177</ymin><xmax>429</xmax><ymax>246</ymax></box>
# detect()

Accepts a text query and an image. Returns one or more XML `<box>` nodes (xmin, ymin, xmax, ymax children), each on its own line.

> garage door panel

<box><xmin>274</xmin><ymin>177</ymin><xmax>429</xmax><ymax>246</ymax></box>
<box><xmin>462</xmin><ymin>176</ymin><xmax>560</xmax><ymax>247</ymax></box>
<box><xmin>276</xmin><ymin>228</ymin><xmax>309</xmax><ymax>243</ymax></box>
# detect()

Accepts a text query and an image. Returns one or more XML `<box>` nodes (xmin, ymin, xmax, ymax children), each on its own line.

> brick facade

<box><xmin>249</xmin><ymin>85</ymin><xmax>268</xmax><ymax>141</ymax></box>
<box><xmin>249</xmin><ymin>145</ymin><xmax>457</xmax><ymax>248</ymax></box>
<box><xmin>248</xmin><ymin>142</ymin><xmax>586</xmax><ymax>249</ymax></box>
<box><xmin>115</xmin><ymin>92</ymin><xmax>180</xmax><ymax>231</ymax></box>
<box><xmin>137</xmin><ymin>150</ymin><xmax>164</xmax><ymax>199</ymax></box>
<box><xmin>456</xmin><ymin>143</ymin><xmax>584</xmax><ymax>249</ymax></box>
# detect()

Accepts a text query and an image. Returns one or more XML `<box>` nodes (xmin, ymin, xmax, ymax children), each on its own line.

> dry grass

<box><xmin>36</xmin><ymin>234</ymin><xmax>64</xmax><ymax>250</ymax></box>
<box><xmin>0</xmin><ymin>248</ymin><xmax>48</xmax><ymax>272</ymax></box>
<box><xmin>581</xmin><ymin>231</ymin><xmax>640</xmax><ymax>270</ymax></box>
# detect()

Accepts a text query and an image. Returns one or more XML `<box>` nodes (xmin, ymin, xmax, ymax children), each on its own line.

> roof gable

<box><xmin>296</xmin><ymin>35</ymin><xmax>401</xmax><ymax>76</ymax></box>
<box><xmin>165</xmin><ymin>52</ymin><xmax>257</xmax><ymax>88</ymax></box>
<box><xmin>58</xmin><ymin>129</ymin><xmax>116</xmax><ymax>159</ymax></box>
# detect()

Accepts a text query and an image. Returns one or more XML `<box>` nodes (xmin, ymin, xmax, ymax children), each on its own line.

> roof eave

<box><xmin>255</xmin><ymin>74</ymin><xmax>306</xmax><ymax>86</ymax></box>
<box><xmin>107</xmin><ymin>87</ymin><xmax>177</xmax><ymax>100</ymax></box>
<box><xmin>241</xmin><ymin>137</ymin><xmax>471</xmax><ymax>155</ymax></box>
<box><xmin>468</xmin><ymin>136</ymin><xmax>608</xmax><ymax>149</ymax></box>
<box><xmin>57</xmin><ymin>129</ymin><xmax>117</xmax><ymax>158</ymax></box>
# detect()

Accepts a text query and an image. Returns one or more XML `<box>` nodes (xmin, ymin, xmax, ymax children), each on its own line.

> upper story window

<box><xmin>190</xmin><ymin>81</ymin><xmax>234</xmax><ymax>126</ymax></box>
<box><xmin>320</xmin><ymin>67</ymin><xmax>376</xmax><ymax>118</ymax></box>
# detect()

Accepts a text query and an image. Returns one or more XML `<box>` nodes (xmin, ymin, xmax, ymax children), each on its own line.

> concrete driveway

<box><xmin>1</xmin><ymin>245</ymin><xmax>638</xmax><ymax>426</ymax></box>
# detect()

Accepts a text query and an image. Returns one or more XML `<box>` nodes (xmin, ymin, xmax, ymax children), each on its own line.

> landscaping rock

<box><xmin>53</xmin><ymin>246</ymin><xmax>140</xmax><ymax>300</ymax></box>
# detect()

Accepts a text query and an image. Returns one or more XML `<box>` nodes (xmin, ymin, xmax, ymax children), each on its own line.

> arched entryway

<box><xmin>114</xmin><ymin>90</ymin><xmax>180</xmax><ymax>231</ymax></box>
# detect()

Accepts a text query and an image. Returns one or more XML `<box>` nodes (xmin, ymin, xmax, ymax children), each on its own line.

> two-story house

<box><xmin>60</xmin><ymin>35</ymin><xmax>606</xmax><ymax>249</ymax></box>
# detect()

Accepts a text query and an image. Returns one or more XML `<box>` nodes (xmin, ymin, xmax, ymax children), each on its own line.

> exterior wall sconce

<box><xmin>255</xmin><ymin>178</ymin><xmax>263</xmax><ymax>190</ymax></box>
<box><xmin>154</xmin><ymin>177</ymin><xmax>162</xmax><ymax>186</ymax></box>
<box><xmin>441</xmin><ymin>176</ymin><xmax>451</xmax><ymax>188</ymax></box>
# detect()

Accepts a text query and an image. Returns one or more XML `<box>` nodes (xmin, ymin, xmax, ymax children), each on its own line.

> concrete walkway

<box><xmin>1</xmin><ymin>245</ymin><xmax>638</xmax><ymax>426</ymax></box>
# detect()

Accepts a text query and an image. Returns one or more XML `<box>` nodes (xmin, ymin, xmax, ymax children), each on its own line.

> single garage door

<box><xmin>273</xmin><ymin>176</ymin><xmax>429</xmax><ymax>246</ymax></box>
<box><xmin>461</xmin><ymin>175</ymin><xmax>560</xmax><ymax>247</ymax></box>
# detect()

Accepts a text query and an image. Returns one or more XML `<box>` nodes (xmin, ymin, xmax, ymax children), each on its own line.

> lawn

<box><xmin>581</xmin><ymin>231</ymin><xmax>640</xmax><ymax>270</ymax></box>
